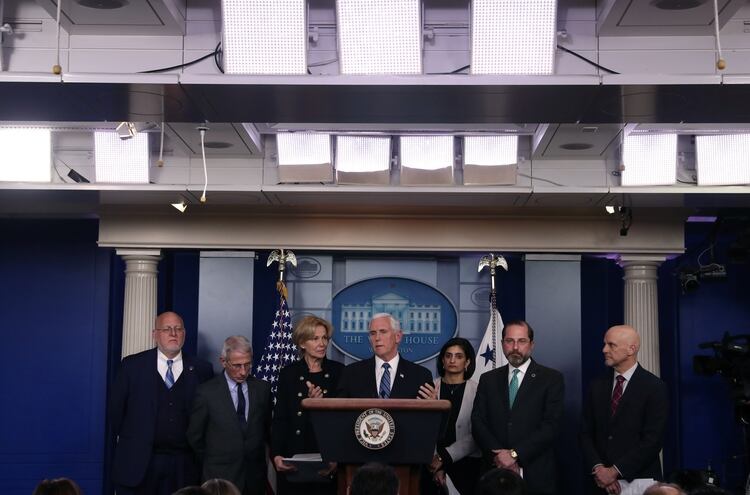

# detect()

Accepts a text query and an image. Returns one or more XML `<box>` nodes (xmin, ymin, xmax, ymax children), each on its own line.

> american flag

<box><xmin>254</xmin><ymin>281</ymin><xmax>298</xmax><ymax>403</ymax></box>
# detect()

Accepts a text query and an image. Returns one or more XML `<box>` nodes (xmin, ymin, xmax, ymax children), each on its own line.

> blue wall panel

<box><xmin>0</xmin><ymin>219</ymin><xmax>111</xmax><ymax>494</ymax></box>
<box><xmin>671</xmin><ymin>232</ymin><xmax>749</xmax><ymax>489</ymax></box>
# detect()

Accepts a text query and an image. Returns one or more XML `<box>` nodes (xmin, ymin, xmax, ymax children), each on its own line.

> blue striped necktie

<box><xmin>379</xmin><ymin>363</ymin><xmax>391</xmax><ymax>399</ymax></box>
<box><xmin>165</xmin><ymin>359</ymin><xmax>175</xmax><ymax>389</ymax></box>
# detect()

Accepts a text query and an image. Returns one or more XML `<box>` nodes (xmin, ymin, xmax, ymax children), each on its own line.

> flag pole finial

<box><xmin>478</xmin><ymin>253</ymin><xmax>508</xmax><ymax>370</ymax></box>
<box><xmin>267</xmin><ymin>249</ymin><xmax>297</xmax><ymax>298</ymax></box>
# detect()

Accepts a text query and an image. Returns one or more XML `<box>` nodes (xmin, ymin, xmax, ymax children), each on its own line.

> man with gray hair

<box><xmin>336</xmin><ymin>313</ymin><xmax>433</xmax><ymax>399</ymax></box>
<box><xmin>188</xmin><ymin>336</ymin><xmax>271</xmax><ymax>495</ymax></box>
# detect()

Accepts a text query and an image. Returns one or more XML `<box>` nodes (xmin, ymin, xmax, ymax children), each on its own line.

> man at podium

<box><xmin>336</xmin><ymin>313</ymin><xmax>433</xmax><ymax>399</ymax></box>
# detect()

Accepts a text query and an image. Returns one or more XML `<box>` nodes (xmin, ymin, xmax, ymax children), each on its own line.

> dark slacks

<box><xmin>115</xmin><ymin>451</ymin><xmax>198</xmax><ymax>495</ymax></box>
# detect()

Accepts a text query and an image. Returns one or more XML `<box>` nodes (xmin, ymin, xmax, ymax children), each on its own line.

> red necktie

<box><xmin>611</xmin><ymin>375</ymin><xmax>625</xmax><ymax>416</ymax></box>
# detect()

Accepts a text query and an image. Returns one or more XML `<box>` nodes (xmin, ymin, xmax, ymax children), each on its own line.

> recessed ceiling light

<box><xmin>652</xmin><ymin>0</ymin><xmax>704</xmax><ymax>10</ymax></box>
<box><xmin>560</xmin><ymin>143</ymin><xmax>593</xmax><ymax>151</ymax></box>
<box><xmin>203</xmin><ymin>141</ymin><xmax>233</xmax><ymax>149</ymax></box>
<box><xmin>77</xmin><ymin>0</ymin><xmax>129</xmax><ymax>9</ymax></box>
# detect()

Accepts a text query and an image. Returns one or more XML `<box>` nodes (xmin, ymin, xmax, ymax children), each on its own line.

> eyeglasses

<box><xmin>502</xmin><ymin>338</ymin><xmax>530</xmax><ymax>346</ymax></box>
<box><xmin>227</xmin><ymin>361</ymin><xmax>252</xmax><ymax>371</ymax></box>
<box><xmin>155</xmin><ymin>326</ymin><xmax>185</xmax><ymax>334</ymax></box>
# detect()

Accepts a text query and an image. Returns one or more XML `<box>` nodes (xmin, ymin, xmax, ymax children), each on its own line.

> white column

<box><xmin>117</xmin><ymin>249</ymin><xmax>161</xmax><ymax>358</ymax></box>
<box><xmin>618</xmin><ymin>255</ymin><xmax>666</xmax><ymax>377</ymax></box>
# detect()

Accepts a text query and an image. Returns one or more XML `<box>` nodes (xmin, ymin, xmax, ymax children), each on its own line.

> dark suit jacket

<box><xmin>471</xmin><ymin>359</ymin><xmax>565</xmax><ymax>495</ymax></box>
<box><xmin>187</xmin><ymin>373</ymin><xmax>272</xmax><ymax>494</ymax></box>
<box><xmin>336</xmin><ymin>355</ymin><xmax>433</xmax><ymax>398</ymax></box>
<box><xmin>580</xmin><ymin>364</ymin><xmax>669</xmax><ymax>482</ymax></box>
<box><xmin>109</xmin><ymin>348</ymin><xmax>213</xmax><ymax>487</ymax></box>
<box><xmin>271</xmin><ymin>358</ymin><xmax>345</xmax><ymax>458</ymax></box>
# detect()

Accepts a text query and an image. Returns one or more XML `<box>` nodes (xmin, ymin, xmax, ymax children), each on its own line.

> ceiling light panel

<box><xmin>400</xmin><ymin>136</ymin><xmax>454</xmax><ymax>171</ymax></box>
<box><xmin>336</xmin><ymin>0</ymin><xmax>422</xmax><ymax>75</ymax></box>
<box><xmin>277</xmin><ymin>133</ymin><xmax>332</xmax><ymax>166</ymax></box>
<box><xmin>0</xmin><ymin>128</ymin><xmax>51</xmax><ymax>182</ymax></box>
<box><xmin>336</xmin><ymin>135</ymin><xmax>391</xmax><ymax>172</ymax></box>
<box><xmin>621</xmin><ymin>134</ymin><xmax>677</xmax><ymax>186</ymax></box>
<box><xmin>695</xmin><ymin>134</ymin><xmax>750</xmax><ymax>186</ymax></box>
<box><xmin>471</xmin><ymin>0</ymin><xmax>557</xmax><ymax>75</ymax></box>
<box><xmin>94</xmin><ymin>132</ymin><xmax>150</xmax><ymax>184</ymax></box>
<box><xmin>464</xmin><ymin>135</ymin><xmax>518</xmax><ymax>166</ymax></box>
<box><xmin>222</xmin><ymin>0</ymin><xmax>307</xmax><ymax>75</ymax></box>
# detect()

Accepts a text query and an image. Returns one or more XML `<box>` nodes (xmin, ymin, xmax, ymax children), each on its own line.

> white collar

<box><xmin>509</xmin><ymin>358</ymin><xmax>532</xmax><ymax>375</ymax></box>
<box><xmin>158</xmin><ymin>350</ymin><xmax>182</xmax><ymax>363</ymax></box>
<box><xmin>375</xmin><ymin>354</ymin><xmax>400</xmax><ymax>370</ymax></box>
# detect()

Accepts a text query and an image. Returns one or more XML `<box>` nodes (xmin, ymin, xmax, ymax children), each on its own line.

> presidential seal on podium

<box><xmin>354</xmin><ymin>408</ymin><xmax>396</xmax><ymax>450</ymax></box>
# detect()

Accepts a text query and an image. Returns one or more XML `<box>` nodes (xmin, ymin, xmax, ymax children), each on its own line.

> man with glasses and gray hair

<box><xmin>110</xmin><ymin>311</ymin><xmax>213</xmax><ymax>495</ymax></box>
<box><xmin>471</xmin><ymin>320</ymin><xmax>565</xmax><ymax>495</ymax></box>
<box><xmin>188</xmin><ymin>335</ymin><xmax>272</xmax><ymax>495</ymax></box>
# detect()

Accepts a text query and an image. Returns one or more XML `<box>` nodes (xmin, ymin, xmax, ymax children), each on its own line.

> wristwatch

<box><xmin>509</xmin><ymin>449</ymin><xmax>518</xmax><ymax>460</ymax></box>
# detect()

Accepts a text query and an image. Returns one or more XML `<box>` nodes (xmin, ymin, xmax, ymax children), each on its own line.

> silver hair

<box><xmin>371</xmin><ymin>313</ymin><xmax>401</xmax><ymax>331</ymax></box>
<box><xmin>221</xmin><ymin>335</ymin><xmax>253</xmax><ymax>359</ymax></box>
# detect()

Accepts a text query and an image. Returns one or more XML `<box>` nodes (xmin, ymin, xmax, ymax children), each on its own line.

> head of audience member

<box><xmin>603</xmin><ymin>324</ymin><xmax>640</xmax><ymax>373</ymax></box>
<box><xmin>172</xmin><ymin>487</ymin><xmax>209</xmax><ymax>495</ymax></box>
<box><xmin>153</xmin><ymin>311</ymin><xmax>186</xmax><ymax>359</ymax></box>
<box><xmin>33</xmin><ymin>478</ymin><xmax>82</xmax><ymax>495</ymax></box>
<box><xmin>476</xmin><ymin>468</ymin><xmax>526</xmax><ymax>495</ymax></box>
<box><xmin>436</xmin><ymin>337</ymin><xmax>476</xmax><ymax>380</ymax></box>
<box><xmin>220</xmin><ymin>335</ymin><xmax>253</xmax><ymax>384</ymax></box>
<box><xmin>201</xmin><ymin>478</ymin><xmax>242</xmax><ymax>495</ymax></box>
<box><xmin>501</xmin><ymin>320</ymin><xmax>535</xmax><ymax>368</ymax></box>
<box><xmin>643</xmin><ymin>482</ymin><xmax>686</xmax><ymax>495</ymax></box>
<box><xmin>368</xmin><ymin>314</ymin><xmax>403</xmax><ymax>362</ymax></box>
<box><xmin>349</xmin><ymin>462</ymin><xmax>399</xmax><ymax>495</ymax></box>
<box><xmin>293</xmin><ymin>315</ymin><xmax>334</xmax><ymax>361</ymax></box>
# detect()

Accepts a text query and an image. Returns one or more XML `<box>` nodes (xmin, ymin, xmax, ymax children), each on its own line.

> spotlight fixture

<box><xmin>67</xmin><ymin>168</ymin><xmax>90</xmax><ymax>183</ymax></box>
<box><xmin>116</xmin><ymin>121</ymin><xmax>137</xmax><ymax>140</ymax></box>
<box><xmin>171</xmin><ymin>201</ymin><xmax>187</xmax><ymax>213</ymax></box>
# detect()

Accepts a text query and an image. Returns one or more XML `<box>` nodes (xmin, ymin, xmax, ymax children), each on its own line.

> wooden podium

<box><xmin>302</xmin><ymin>398</ymin><xmax>450</xmax><ymax>495</ymax></box>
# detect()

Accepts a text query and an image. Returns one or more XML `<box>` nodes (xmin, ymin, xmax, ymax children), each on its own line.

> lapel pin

<box><xmin>399</xmin><ymin>373</ymin><xmax>404</xmax><ymax>379</ymax></box>
<box><xmin>189</xmin><ymin>366</ymin><xmax>194</xmax><ymax>371</ymax></box>
<box><xmin>531</xmin><ymin>373</ymin><xmax>536</xmax><ymax>378</ymax></box>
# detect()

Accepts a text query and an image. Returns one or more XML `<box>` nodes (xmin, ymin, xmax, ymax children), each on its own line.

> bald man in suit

<box><xmin>110</xmin><ymin>311</ymin><xmax>213</xmax><ymax>495</ymax></box>
<box><xmin>580</xmin><ymin>325</ymin><xmax>669</xmax><ymax>495</ymax></box>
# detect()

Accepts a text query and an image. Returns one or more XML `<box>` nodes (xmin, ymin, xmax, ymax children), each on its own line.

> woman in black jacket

<box><xmin>271</xmin><ymin>315</ymin><xmax>344</xmax><ymax>495</ymax></box>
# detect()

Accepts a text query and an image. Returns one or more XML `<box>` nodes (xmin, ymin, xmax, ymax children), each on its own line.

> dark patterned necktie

<box><xmin>165</xmin><ymin>359</ymin><xmax>175</xmax><ymax>389</ymax></box>
<box><xmin>379</xmin><ymin>363</ymin><xmax>391</xmax><ymax>399</ymax></box>
<box><xmin>236</xmin><ymin>381</ymin><xmax>246</xmax><ymax>425</ymax></box>
<box><xmin>611</xmin><ymin>375</ymin><xmax>625</xmax><ymax>416</ymax></box>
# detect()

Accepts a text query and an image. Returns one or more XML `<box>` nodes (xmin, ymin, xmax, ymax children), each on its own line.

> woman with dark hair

<box><xmin>271</xmin><ymin>315</ymin><xmax>344</xmax><ymax>495</ymax></box>
<box><xmin>426</xmin><ymin>337</ymin><xmax>482</xmax><ymax>495</ymax></box>
<box><xmin>32</xmin><ymin>478</ymin><xmax>82</xmax><ymax>495</ymax></box>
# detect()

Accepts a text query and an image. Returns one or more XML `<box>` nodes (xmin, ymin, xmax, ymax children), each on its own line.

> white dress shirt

<box><xmin>157</xmin><ymin>350</ymin><xmax>183</xmax><ymax>383</ymax></box>
<box><xmin>375</xmin><ymin>354</ymin><xmax>400</xmax><ymax>394</ymax></box>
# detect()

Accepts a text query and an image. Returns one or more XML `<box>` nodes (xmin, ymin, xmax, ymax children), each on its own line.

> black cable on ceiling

<box><xmin>556</xmin><ymin>45</ymin><xmax>619</xmax><ymax>75</ymax></box>
<box><xmin>140</xmin><ymin>42</ymin><xmax>223</xmax><ymax>74</ymax></box>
